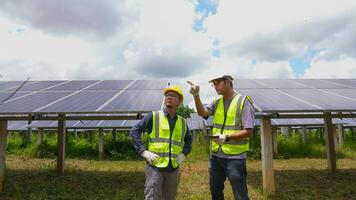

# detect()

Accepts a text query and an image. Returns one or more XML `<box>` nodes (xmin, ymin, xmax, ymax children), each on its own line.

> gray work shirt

<box><xmin>205</xmin><ymin>92</ymin><xmax>255</xmax><ymax>159</ymax></box>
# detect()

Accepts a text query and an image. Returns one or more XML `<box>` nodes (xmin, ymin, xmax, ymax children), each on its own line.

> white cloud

<box><xmin>304</xmin><ymin>57</ymin><xmax>356</xmax><ymax>78</ymax></box>
<box><xmin>1</xmin><ymin>0</ymin><xmax>356</xmax><ymax>84</ymax></box>
<box><xmin>0</xmin><ymin>0</ymin><xmax>126</xmax><ymax>38</ymax></box>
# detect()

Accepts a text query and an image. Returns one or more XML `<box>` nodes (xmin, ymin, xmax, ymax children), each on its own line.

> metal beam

<box><xmin>261</xmin><ymin>117</ymin><xmax>275</xmax><ymax>194</ymax></box>
<box><xmin>57</xmin><ymin>114</ymin><xmax>66</xmax><ymax>175</ymax></box>
<box><xmin>337</xmin><ymin>124</ymin><xmax>344</xmax><ymax>147</ymax></box>
<box><xmin>37</xmin><ymin>128</ymin><xmax>44</xmax><ymax>145</ymax></box>
<box><xmin>0</xmin><ymin>120</ymin><xmax>7</xmax><ymax>192</ymax></box>
<box><xmin>272</xmin><ymin>126</ymin><xmax>278</xmax><ymax>155</ymax></box>
<box><xmin>98</xmin><ymin>128</ymin><xmax>104</xmax><ymax>160</ymax></box>
<box><xmin>324</xmin><ymin>112</ymin><xmax>337</xmax><ymax>173</ymax></box>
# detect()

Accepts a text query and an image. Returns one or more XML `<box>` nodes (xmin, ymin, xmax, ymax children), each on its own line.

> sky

<box><xmin>1</xmin><ymin>0</ymin><xmax>356</xmax><ymax>105</ymax></box>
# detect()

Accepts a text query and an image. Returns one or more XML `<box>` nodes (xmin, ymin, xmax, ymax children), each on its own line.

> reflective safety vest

<box><xmin>148</xmin><ymin>111</ymin><xmax>187</xmax><ymax>168</ymax></box>
<box><xmin>211</xmin><ymin>93</ymin><xmax>253</xmax><ymax>155</ymax></box>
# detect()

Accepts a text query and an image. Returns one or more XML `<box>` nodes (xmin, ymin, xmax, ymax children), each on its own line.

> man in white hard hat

<box><xmin>188</xmin><ymin>75</ymin><xmax>254</xmax><ymax>200</ymax></box>
<box><xmin>130</xmin><ymin>85</ymin><xmax>193</xmax><ymax>200</ymax></box>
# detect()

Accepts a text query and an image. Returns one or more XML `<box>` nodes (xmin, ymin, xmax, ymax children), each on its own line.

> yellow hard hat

<box><xmin>163</xmin><ymin>85</ymin><xmax>184</xmax><ymax>102</ymax></box>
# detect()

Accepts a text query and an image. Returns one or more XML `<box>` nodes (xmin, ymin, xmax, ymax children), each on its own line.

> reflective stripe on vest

<box><xmin>212</xmin><ymin>94</ymin><xmax>251</xmax><ymax>155</ymax></box>
<box><xmin>148</xmin><ymin>111</ymin><xmax>186</xmax><ymax>168</ymax></box>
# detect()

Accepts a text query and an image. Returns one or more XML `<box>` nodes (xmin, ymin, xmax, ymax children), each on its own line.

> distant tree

<box><xmin>177</xmin><ymin>104</ymin><xmax>194</xmax><ymax>118</ymax></box>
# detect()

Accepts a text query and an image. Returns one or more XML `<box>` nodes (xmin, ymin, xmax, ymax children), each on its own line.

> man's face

<box><xmin>164</xmin><ymin>91</ymin><xmax>180</xmax><ymax>108</ymax></box>
<box><xmin>212</xmin><ymin>79</ymin><xmax>228</xmax><ymax>95</ymax></box>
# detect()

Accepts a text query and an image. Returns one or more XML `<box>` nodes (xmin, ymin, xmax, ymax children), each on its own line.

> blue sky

<box><xmin>289</xmin><ymin>48</ymin><xmax>322</xmax><ymax>76</ymax></box>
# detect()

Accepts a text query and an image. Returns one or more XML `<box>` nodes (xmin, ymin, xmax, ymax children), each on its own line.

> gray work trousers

<box><xmin>144</xmin><ymin>164</ymin><xmax>180</xmax><ymax>200</ymax></box>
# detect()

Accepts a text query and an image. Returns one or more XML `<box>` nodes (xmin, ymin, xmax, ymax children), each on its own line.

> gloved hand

<box><xmin>177</xmin><ymin>153</ymin><xmax>186</xmax><ymax>165</ymax></box>
<box><xmin>141</xmin><ymin>150</ymin><xmax>160</xmax><ymax>165</ymax></box>
<box><xmin>212</xmin><ymin>133</ymin><xmax>227</xmax><ymax>145</ymax></box>
<box><xmin>187</xmin><ymin>81</ymin><xmax>200</xmax><ymax>96</ymax></box>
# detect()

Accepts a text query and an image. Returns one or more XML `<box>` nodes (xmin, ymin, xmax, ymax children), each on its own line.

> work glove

<box><xmin>141</xmin><ymin>150</ymin><xmax>160</xmax><ymax>165</ymax></box>
<box><xmin>212</xmin><ymin>133</ymin><xmax>227</xmax><ymax>145</ymax></box>
<box><xmin>177</xmin><ymin>153</ymin><xmax>186</xmax><ymax>165</ymax></box>
<box><xmin>187</xmin><ymin>81</ymin><xmax>200</xmax><ymax>96</ymax></box>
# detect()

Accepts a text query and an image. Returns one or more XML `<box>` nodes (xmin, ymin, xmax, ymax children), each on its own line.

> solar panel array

<box><xmin>233</xmin><ymin>79</ymin><xmax>356</xmax><ymax>113</ymax></box>
<box><xmin>0</xmin><ymin>80</ymin><xmax>167</xmax><ymax>114</ymax></box>
<box><xmin>187</xmin><ymin>113</ymin><xmax>206</xmax><ymax>131</ymax></box>
<box><xmin>204</xmin><ymin>116</ymin><xmax>346</xmax><ymax>128</ymax></box>
<box><xmin>28</xmin><ymin>119</ymin><xmax>140</xmax><ymax>129</ymax></box>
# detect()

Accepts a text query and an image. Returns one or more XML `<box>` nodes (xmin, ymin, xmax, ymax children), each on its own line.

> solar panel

<box><xmin>256</xmin><ymin>79</ymin><xmax>311</xmax><ymax>89</ymax></box>
<box><xmin>187</xmin><ymin>113</ymin><xmax>205</xmax><ymax>130</ymax></box>
<box><xmin>11</xmin><ymin>80</ymin><xmax>68</xmax><ymax>91</ymax></box>
<box><xmin>234</xmin><ymin>79</ymin><xmax>268</xmax><ymax>89</ymax></box>
<box><xmin>239</xmin><ymin>89</ymin><xmax>320</xmax><ymax>112</ymax></box>
<box><xmin>99</xmin><ymin>120</ymin><xmax>126</xmax><ymax>128</ymax></box>
<box><xmin>8</xmin><ymin>121</ymin><xmax>28</xmax><ymax>131</ymax></box>
<box><xmin>320</xmin><ymin>79</ymin><xmax>356</xmax><ymax>89</ymax></box>
<box><xmin>292</xmin><ymin>79</ymin><xmax>347</xmax><ymax>89</ymax></box>
<box><xmin>44</xmin><ymin>80</ymin><xmax>100</xmax><ymax>91</ymax></box>
<box><xmin>0</xmin><ymin>91</ymin><xmax>32</xmax><ymax>102</ymax></box>
<box><xmin>324</xmin><ymin>89</ymin><xmax>356</xmax><ymax>100</ymax></box>
<box><xmin>37</xmin><ymin>91</ymin><xmax>119</xmax><ymax>113</ymax></box>
<box><xmin>100</xmin><ymin>90</ymin><xmax>163</xmax><ymax>112</ymax></box>
<box><xmin>121</xmin><ymin>120</ymin><xmax>140</xmax><ymax>127</ymax></box>
<box><xmin>0</xmin><ymin>91</ymin><xmax>73</xmax><ymax>113</ymax></box>
<box><xmin>85</xmin><ymin>80</ymin><xmax>134</xmax><ymax>90</ymax></box>
<box><xmin>279</xmin><ymin>89</ymin><xmax>356</xmax><ymax>111</ymax></box>
<box><xmin>28</xmin><ymin>119</ymin><xmax>140</xmax><ymax>129</ymax></box>
<box><xmin>127</xmin><ymin>80</ymin><xmax>167</xmax><ymax>90</ymax></box>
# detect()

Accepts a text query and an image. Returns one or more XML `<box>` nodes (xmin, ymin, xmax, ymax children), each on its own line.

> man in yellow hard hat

<box><xmin>130</xmin><ymin>85</ymin><xmax>192</xmax><ymax>200</ymax></box>
<box><xmin>188</xmin><ymin>75</ymin><xmax>254</xmax><ymax>200</ymax></box>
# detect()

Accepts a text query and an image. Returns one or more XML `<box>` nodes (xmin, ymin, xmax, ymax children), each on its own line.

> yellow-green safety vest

<box><xmin>148</xmin><ymin>111</ymin><xmax>187</xmax><ymax>168</ymax></box>
<box><xmin>212</xmin><ymin>93</ymin><xmax>253</xmax><ymax>155</ymax></box>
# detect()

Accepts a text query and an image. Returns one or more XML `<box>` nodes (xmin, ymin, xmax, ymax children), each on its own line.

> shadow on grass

<box><xmin>1</xmin><ymin>168</ymin><xmax>145</xmax><ymax>200</ymax></box>
<box><xmin>248</xmin><ymin>168</ymin><xmax>356</xmax><ymax>200</ymax></box>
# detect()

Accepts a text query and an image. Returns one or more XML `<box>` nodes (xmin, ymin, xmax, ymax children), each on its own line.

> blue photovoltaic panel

<box><xmin>11</xmin><ymin>80</ymin><xmax>68</xmax><ymax>91</ymax></box>
<box><xmin>8</xmin><ymin>121</ymin><xmax>28</xmax><ymax>131</ymax></box>
<box><xmin>234</xmin><ymin>79</ymin><xmax>268</xmax><ymax>89</ymax></box>
<box><xmin>269</xmin><ymin>118</ymin><xmax>345</xmax><ymax>126</ymax></box>
<box><xmin>85</xmin><ymin>80</ymin><xmax>134</xmax><ymax>90</ymax></box>
<box><xmin>187</xmin><ymin>113</ymin><xmax>205</xmax><ymax>130</ymax></box>
<box><xmin>121</xmin><ymin>120</ymin><xmax>140</xmax><ymax>128</ymax></box>
<box><xmin>343</xmin><ymin>118</ymin><xmax>356</xmax><ymax>127</ymax></box>
<box><xmin>30</xmin><ymin>121</ymin><xmax>92</xmax><ymax>128</ymax></box>
<box><xmin>30</xmin><ymin>121</ymin><xmax>56</xmax><ymax>128</ymax></box>
<box><xmin>0</xmin><ymin>91</ymin><xmax>32</xmax><ymax>102</ymax></box>
<box><xmin>257</xmin><ymin>79</ymin><xmax>312</xmax><ymax>89</ymax></box>
<box><xmin>239</xmin><ymin>89</ymin><xmax>320</xmax><ymax>112</ymax></box>
<box><xmin>324</xmin><ymin>89</ymin><xmax>356</xmax><ymax>100</ymax></box>
<box><xmin>100</xmin><ymin>90</ymin><xmax>163</xmax><ymax>112</ymax></box>
<box><xmin>127</xmin><ymin>80</ymin><xmax>167</xmax><ymax>90</ymax></box>
<box><xmin>37</xmin><ymin>91</ymin><xmax>119</xmax><ymax>113</ymax></box>
<box><xmin>73</xmin><ymin>120</ymin><xmax>101</xmax><ymax>128</ymax></box>
<box><xmin>280</xmin><ymin>89</ymin><xmax>356</xmax><ymax>111</ymax></box>
<box><xmin>44</xmin><ymin>80</ymin><xmax>100</xmax><ymax>91</ymax></box>
<box><xmin>0</xmin><ymin>91</ymin><xmax>73</xmax><ymax>113</ymax></box>
<box><xmin>319</xmin><ymin>79</ymin><xmax>356</xmax><ymax>89</ymax></box>
<box><xmin>99</xmin><ymin>120</ymin><xmax>126</xmax><ymax>128</ymax></box>
<box><xmin>292</xmin><ymin>79</ymin><xmax>347</xmax><ymax>89</ymax></box>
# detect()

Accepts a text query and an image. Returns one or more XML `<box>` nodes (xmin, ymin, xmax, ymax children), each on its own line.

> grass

<box><xmin>2</xmin><ymin>130</ymin><xmax>356</xmax><ymax>199</ymax></box>
<box><xmin>1</xmin><ymin>156</ymin><xmax>356</xmax><ymax>199</ymax></box>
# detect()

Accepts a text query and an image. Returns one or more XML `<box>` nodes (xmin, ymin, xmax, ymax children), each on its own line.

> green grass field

<box><xmin>2</xmin><ymin>156</ymin><xmax>356</xmax><ymax>200</ymax></box>
<box><xmin>1</xmin><ymin>130</ymin><xmax>356</xmax><ymax>199</ymax></box>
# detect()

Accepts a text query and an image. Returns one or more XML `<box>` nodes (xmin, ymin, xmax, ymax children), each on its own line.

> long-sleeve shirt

<box><xmin>130</xmin><ymin>110</ymin><xmax>193</xmax><ymax>171</ymax></box>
